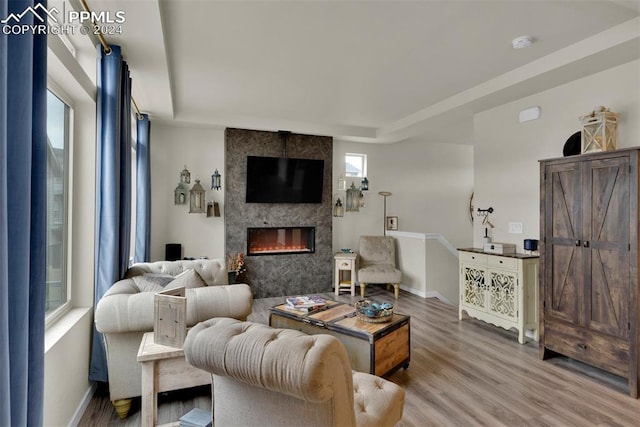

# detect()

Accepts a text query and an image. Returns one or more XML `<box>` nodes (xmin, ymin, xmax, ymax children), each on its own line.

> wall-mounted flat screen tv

<box><xmin>246</xmin><ymin>156</ymin><xmax>324</xmax><ymax>203</ymax></box>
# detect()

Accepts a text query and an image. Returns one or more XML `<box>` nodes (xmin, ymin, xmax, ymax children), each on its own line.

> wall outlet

<box><xmin>508</xmin><ymin>222</ymin><xmax>523</xmax><ymax>234</ymax></box>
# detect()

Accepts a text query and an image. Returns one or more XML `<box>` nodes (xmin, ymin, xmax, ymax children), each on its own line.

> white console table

<box><xmin>458</xmin><ymin>248</ymin><xmax>539</xmax><ymax>344</ymax></box>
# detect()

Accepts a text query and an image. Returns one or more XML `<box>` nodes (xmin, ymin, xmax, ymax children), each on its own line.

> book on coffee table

<box><xmin>285</xmin><ymin>295</ymin><xmax>326</xmax><ymax>312</ymax></box>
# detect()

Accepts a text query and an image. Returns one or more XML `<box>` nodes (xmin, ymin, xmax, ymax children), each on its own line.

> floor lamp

<box><xmin>379</xmin><ymin>191</ymin><xmax>392</xmax><ymax>236</ymax></box>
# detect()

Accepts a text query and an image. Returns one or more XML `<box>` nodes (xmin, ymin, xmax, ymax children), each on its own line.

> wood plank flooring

<box><xmin>78</xmin><ymin>288</ymin><xmax>640</xmax><ymax>426</ymax></box>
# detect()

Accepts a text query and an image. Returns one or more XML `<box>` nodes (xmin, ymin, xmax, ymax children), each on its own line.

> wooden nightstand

<box><xmin>334</xmin><ymin>252</ymin><xmax>358</xmax><ymax>296</ymax></box>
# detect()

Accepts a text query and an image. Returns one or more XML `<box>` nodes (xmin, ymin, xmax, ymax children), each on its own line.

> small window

<box><xmin>45</xmin><ymin>90</ymin><xmax>70</xmax><ymax>317</ymax></box>
<box><xmin>345</xmin><ymin>153</ymin><xmax>367</xmax><ymax>178</ymax></box>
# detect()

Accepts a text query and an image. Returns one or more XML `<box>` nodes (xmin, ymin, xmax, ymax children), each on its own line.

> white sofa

<box><xmin>94</xmin><ymin>259</ymin><xmax>253</xmax><ymax>418</ymax></box>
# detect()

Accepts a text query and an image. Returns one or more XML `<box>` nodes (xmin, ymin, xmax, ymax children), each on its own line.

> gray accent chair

<box><xmin>94</xmin><ymin>259</ymin><xmax>253</xmax><ymax>418</ymax></box>
<box><xmin>184</xmin><ymin>317</ymin><xmax>405</xmax><ymax>427</ymax></box>
<box><xmin>358</xmin><ymin>236</ymin><xmax>402</xmax><ymax>299</ymax></box>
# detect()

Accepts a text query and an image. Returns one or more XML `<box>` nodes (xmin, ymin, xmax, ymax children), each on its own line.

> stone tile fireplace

<box><xmin>247</xmin><ymin>227</ymin><xmax>315</xmax><ymax>256</ymax></box>
<box><xmin>225</xmin><ymin>128</ymin><xmax>333</xmax><ymax>298</ymax></box>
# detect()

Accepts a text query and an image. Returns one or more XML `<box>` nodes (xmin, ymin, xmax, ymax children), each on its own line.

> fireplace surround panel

<box><xmin>225</xmin><ymin>128</ymin><xmax>332</xmax><ymax>298</ymax></box>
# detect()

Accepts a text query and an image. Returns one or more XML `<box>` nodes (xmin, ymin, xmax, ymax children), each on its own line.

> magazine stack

<box><xmin>285</xmin><ymin>295</ymin><xmax>326</xmax><ymax>313</ymax></box>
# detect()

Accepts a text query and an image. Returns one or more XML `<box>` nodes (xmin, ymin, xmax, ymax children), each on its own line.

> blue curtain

<box><xmin>0</xmin><ymin>0</ymin><xmax>47</xmax><ymax>425</ymax></box>
<box><xmin>135</xmin><ymin>114</ymin><xmax>151</xmax><ymax>263</ymax></box>
<box><xmin>89</xmin><ymin>45</ymin><xmax>132</xmax><ymax>382</ymax></box>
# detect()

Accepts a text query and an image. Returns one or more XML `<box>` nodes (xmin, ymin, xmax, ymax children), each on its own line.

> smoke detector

<box><xmin>512</xmin><ymin>36</ymin><xmax>533</xmax><ymax>49</ymax></box>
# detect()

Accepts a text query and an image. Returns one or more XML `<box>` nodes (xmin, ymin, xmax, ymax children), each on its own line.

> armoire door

<box><xmin>543</xmin><ymin>161</ymin><xmax>582</xmax><ymax>325</ymax></box>
<box><xmin>582</xmin><ymin>156</ymin><xmax>631</xmax><ymax>339</ymax></box>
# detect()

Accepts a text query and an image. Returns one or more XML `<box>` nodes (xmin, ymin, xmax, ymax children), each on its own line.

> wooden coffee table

<box><xmin>269</xmin><ymin>299</ymin><xmax>410</xmax><ymax>377</ymax></box>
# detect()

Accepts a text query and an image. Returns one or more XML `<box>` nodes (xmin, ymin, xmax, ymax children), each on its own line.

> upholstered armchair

<box><xmin>94</xmin><ymin>259</ymin><xmax>253</xmax><ymax>418</ymax></box>
<box><xmin>358</xmin><ymin>236</ymin><xmax>402</xmax><ymax>299</ymax></box>
<box><xmin>184</xmin><ymin>318</ymin><xmax>405</xmax><ymax>427</ymax></box>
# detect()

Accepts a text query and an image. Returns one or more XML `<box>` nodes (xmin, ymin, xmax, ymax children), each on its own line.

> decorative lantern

<box><xmin>346</xmin><ymin>182</ymin><xmax>361</xmax><ymax>212</ymax></box>
<box><xmin>174</xmin><ymin>182</ymin><xmax>188</xmax><ymax>205</ymax></box>
<box><xmin>189</xmin><ymin>179</ymin><xmax>206</xmax><ymax>213</ymax></box>
<box><xmin>211</xmin><ymin>169</ymin><xmax>221</xmax><ymax>190</ymax></box>
<box><xmin>361</xmin><ymin>177</ymin><xmax>369</xmax><ymax>191</ymax></box>
<box><xmin>333</xmin><ymin>198</ymin><xmax>344</xmax><ymax>217</ymax></box>
<box><xmin>580</xmin><ymin>106</ymin><xmax>619</xmax><ymax>153</ymax></box>
<box><xmin>180</xmin><ymin>165</ymin><xmax>191</xmax><ymax>184</ymax></box>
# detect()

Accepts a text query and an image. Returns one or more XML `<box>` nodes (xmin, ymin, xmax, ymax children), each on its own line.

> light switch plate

<box><xmin>508</xmin><ymin>222</ymin><xmax>523</xmax><ymax>234</ymax></box>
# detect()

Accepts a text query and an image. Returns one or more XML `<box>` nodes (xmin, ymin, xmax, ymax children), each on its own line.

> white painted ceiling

<box><xmin>85</xmin><ymin>0</ymin><xmax>640</xmax><ymax>144</ymax></box>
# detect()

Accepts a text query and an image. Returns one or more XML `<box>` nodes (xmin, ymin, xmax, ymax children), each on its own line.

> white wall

<box><xmin>44</xmin><ymin>309</ymin><xmax>94</xmax><ymax>426</ymax></box>
<box><xmin>390</xmin><ymin>231</ymin><xmax>460</xmax><ymax>303</ymax></box>
<box><xmin>332</xmin><ymin>138</ymin><xmax>474</xmax><ymax>253</ymax></box>
<box><xmin>150</xmin><ymin>123</ymin><xmax>226</xmax><ymax>261</ymax></box>
<box><xmin>473</xmin><ymin>60</ymin><xmax>640</xmax><ymax>252</ymax></box>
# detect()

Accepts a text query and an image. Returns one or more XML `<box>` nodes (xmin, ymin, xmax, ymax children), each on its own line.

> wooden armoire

<box><xmin>539</xmin><ymin>147</ymin><xmax>639</xmax><ymax>398</ymax></box>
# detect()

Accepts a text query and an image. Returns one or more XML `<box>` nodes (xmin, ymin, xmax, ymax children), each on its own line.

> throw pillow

<box><xmin>165</xmin><ymin>268</ymin><xmax>208</xmax><ymax>290</ymax></box>
<box><xmin>133</xmin><ymin>273</ymin><xmax>175</xmax><ymax>293</ymax></box>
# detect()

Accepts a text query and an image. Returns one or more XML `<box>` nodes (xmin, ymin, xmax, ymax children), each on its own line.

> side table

<box><xmin>334</xmin><ymin>252</ymin><xmax>358</xmax><ymax>296</ymax></box>
<box><xmin>137</xmin><ymin>332</ymin><xmax>211</xmax><ymax>427</ymax></box>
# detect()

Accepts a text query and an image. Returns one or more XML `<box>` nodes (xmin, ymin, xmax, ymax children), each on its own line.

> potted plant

<box><xmin>226</xmin><ymin>252</ymin><xmax>246</xmax><ymax>284</ymax></box>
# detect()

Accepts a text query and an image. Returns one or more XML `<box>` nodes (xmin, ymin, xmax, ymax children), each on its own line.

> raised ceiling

<box><xmin>86</xmin><ymin>0</ymin><xmax>640</xmax><ymax>143</ymax></box>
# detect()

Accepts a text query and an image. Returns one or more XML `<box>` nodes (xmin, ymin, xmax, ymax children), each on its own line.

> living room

<box><xmin>2</xmin><ymin>1</ymin><xmax>640</xmax><ymax>426</ymax></box>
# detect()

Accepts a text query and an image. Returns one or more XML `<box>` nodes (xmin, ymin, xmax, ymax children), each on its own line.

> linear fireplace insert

<box><xmin>247</xmin><ymin>227</ymin><xmax>315</xmax><ymax>256</ymax></box>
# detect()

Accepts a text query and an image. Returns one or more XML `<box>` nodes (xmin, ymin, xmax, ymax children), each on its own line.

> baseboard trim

<box><xmin>400</xmin><ymin>286</ymin><xmax>454</xmax><ymax>306</ymax></box>
<box><xmin>69</xmin><ymin>382</ymin><xmax>97</xmax><ymax>427</ymax></box>
<box><xmin>424</xmin><ymin>291</ymin><xmax>453</xmax><ymax>305</ymax></box>
<box><xmin>400</xmin><ymin>285</ymin><xmax>427</xmax><ymax>298</ymax></box>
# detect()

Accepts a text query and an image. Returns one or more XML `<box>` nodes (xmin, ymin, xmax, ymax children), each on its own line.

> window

<box><xmin>45</xmin><ymin>90</ymin><xmax>70</xmax><ymax>318</ymax></box>
<box><xmin>345</xmin><ymin>153</ymin><xmax>367</xmax><ymax>178</ymax></box>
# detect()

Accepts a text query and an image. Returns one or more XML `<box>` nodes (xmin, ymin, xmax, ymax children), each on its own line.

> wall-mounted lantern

<box><xmin>333</xmin><ymin>198</ymin><xmax>344</xmax><ymax>217</ymax></box>
<box><xmin>361</xmin><ymin>177</ymin><xmax>369</xmax><ymax>191</ymax></box>
<box><xmin>346</xmin><ymin>182</ymin><xmax>362</xmax><ymax>212</ymax></box>
<box><xmin>211</xmin><ymin>169</ymin><xmax>222</xmax><ymax>190</ymax></box>
<box><xmin>174</xmin><ymin>183</ymin><xmax>188</xmax><ymax>205</ymax></box>
<box><xmin>180</xmin><ymin>165</ymin><xmax>191</xmax><ymax>184</ymax></box>
<box><xmin>189</xmin><ymin>179</ymin><xmax>206</xmax><ymax>213</ymax></box>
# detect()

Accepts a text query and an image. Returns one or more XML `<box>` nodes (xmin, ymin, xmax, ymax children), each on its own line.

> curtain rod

<box><xmin>80</xmin><ymin>0</ymin><xmax>143</xmax><ymax>120</ymax></box>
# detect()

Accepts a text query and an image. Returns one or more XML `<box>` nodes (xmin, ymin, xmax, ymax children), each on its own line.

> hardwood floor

<box><xmin>78</xmin><ymin>287</ymin><xmax>640</xmax><ymax>426</ymax></box>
